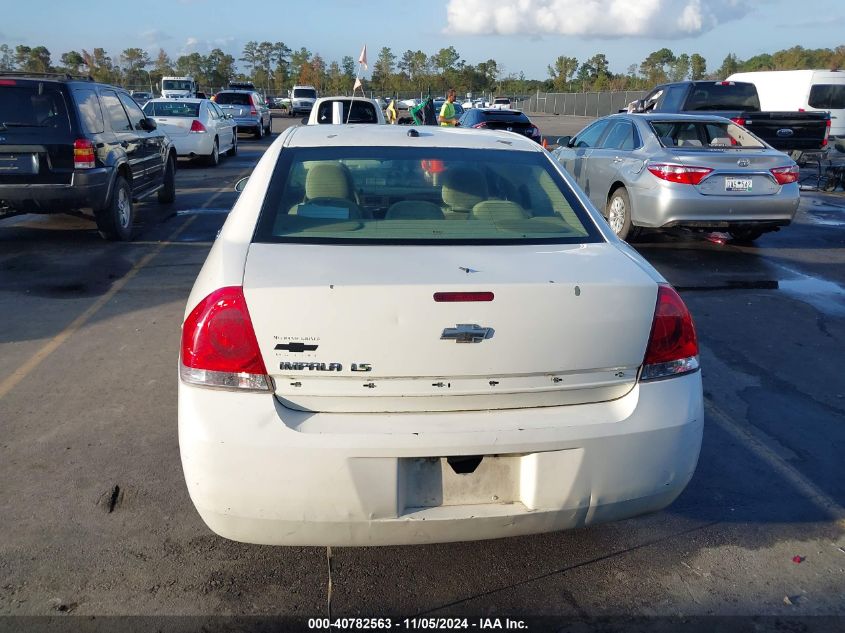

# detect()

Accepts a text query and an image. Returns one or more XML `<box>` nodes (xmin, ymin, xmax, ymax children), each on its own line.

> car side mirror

<box><xmin>235</xmin><ymin>177</ymin><xmax>249</xmax><ymax>193</ymax></box>
<box><xmin>140</xmin><ymin>118</ymin><xmax>157</xmax><ymax>131</ymax></box>
<box><xmin>553</xmin><ymin>135</ymin><xmax>572</xmax><ymax>148</ymax></box>
<box><xmin>301</xmin><ymin>117</ymin><xmax>309</xmax><ymax>125</ymax></box>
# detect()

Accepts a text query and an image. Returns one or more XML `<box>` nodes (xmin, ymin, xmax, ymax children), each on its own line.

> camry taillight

<box><xmin>648</xmin><ymin>162</ymin><xmax>713</xmax><ymax>185</ymax></box>
<box><xmin>641</xmin><ymin>285</ymin><xmax>699</xmax><ymax>381</ymax></box>
<box><xmin>180</xmin><ymin>287</ymin><xmax>273</xmax><ymax>392</ymax></box>
<box><xmin>770</xmin><ymin>165</ymin><xmax>800</xmax><ymax>185</ymax></box>
<box><xmin>189</xmin><ymin>119</ymin><xmax>207</xmax><ymax>134</ymax></box>
<box><xmin>73</xmin><ymin>139</ymin><xmax>95</xmax><ymax>169</ymax></box>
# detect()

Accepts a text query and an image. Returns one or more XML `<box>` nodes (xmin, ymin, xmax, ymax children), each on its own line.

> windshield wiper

<box><xmin>0</xmin><ymin>122</ymin><xmax>48</xmax><ymax>128</ymax></box>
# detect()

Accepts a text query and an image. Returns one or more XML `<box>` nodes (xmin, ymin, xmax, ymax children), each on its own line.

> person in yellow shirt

<box><xmin>439</xmin><ymin>89</ymin><xmax>458</xmax><ymax>127</ymax></box>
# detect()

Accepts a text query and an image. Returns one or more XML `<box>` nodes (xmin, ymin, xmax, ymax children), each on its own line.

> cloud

<box><xmin>445</xmin><ymin>0</ymin><xmax>755</xmax><ymax>38</ymax></box>
<box><xmin>178</xmin><ymin>36</ymin><xmax>238</xmax><ymax>56</ymax></box>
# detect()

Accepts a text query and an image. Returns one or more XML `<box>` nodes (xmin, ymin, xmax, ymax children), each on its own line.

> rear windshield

<box><xmin>162</xmin><ymin>80</ymin><xmax>193</xmax><ymax>91</ymax></box>
<box><xmin>480</xmin><ymin>111</ymin><xmax>529</xmax><ymax>122</ymax></box>
<box><xmin>215</xmin><ymin>92</ymin><xmax>252</xmax><ymax>106</ymax></box>
<box><xmin>253</xmin><ymin>147</ymin><xmax>601</xmax><ymax>245</ymax></box>
<box><xmin>314</xmin><ymin>100</ymin><xmax>379</xmax><ymax>124</ymax></box>
<box><xmin>143</xmin><ymin>101</ymin><xmax>200</xmax><ymax>117</ymax></box>
<box><xmin>650</xmin><ymin>121</ymin><xmax>765</xmax><ymax>148</ymax></box>
<box><xmin>494</xmin><ymin>98</ymin><xmax>510</xmax><ymax>104</ymax></box>
<box><xmin>0</xmin><ymin>83</ymin><xmax>72</xmax><ymax>135</ymax></box>
<box><xmin>293</xmin><ymin>88</ymin><xmax>317</xmax><ymax>99</ymax></box>
<box><xmin>685</xmin><ymin>83</ymin><xmax>760</xmax><ymax>112</ymax></box>
<box><xmin>808</xmin><ymin>84</ymin><xmax>845</xmax><ymax>109</ymax></box>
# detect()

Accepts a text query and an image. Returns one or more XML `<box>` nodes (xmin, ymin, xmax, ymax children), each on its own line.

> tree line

<box><xmin>2</xmin><ymin>42</ymin><xmax>844</xmax><ymax>97</ymax></box>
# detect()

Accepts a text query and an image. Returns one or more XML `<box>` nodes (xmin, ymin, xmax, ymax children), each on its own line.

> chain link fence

<box><xmin>513</xmin><ymin>90</ymin><xmax>649</xmax><ymax>118</ymax></box>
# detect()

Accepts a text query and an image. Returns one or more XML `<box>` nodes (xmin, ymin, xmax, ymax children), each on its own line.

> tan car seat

<box><xmin>441</xmin><ymin>167</ymin><xmax>488</xmax><ymax>219</ymax></box>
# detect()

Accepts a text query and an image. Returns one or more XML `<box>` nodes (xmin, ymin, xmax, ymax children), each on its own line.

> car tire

<box><xmin>254</xmin><ymin>124</ymin><xmax>263</xmax><ymax>139</ymax></box>
<box><xmin>157</xmin><ymin>154</ymin><xmax>176</xmax><ymax>204</ymax></box>
<box><xmin>227</xmin><ymin>133</ymin><xmax>238</xmax><ymax>157</ymax></box>
<box><xmin>729</xmin><ymin>227</ymin><xmax>766</xmax><ymax>243</ymax></box>
<box><xmin>605</xmin><ymin>187</ymin><xmax>639</xmax><ymax>241</ymax></box>
<box><xmin>265</xmin><ymin>118</ymin><xmax>272</xmax><ymax>135</ymax></box>
<box><xmin>205</xmin><ymin>139</ymin><xmax>220</xmax><ymax>167</ymax></box>
<box><xmin>95</xmin><ymin>175</ymin><xmax>136</xmax><ymax>241</ymax></box>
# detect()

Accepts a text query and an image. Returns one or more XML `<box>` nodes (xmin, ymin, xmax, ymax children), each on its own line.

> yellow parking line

<box><xmin>706</xmin><ymin>398</ymin><xmax>845</xmax><ymax>527</ymax></box>
<box><xmin>0</xmin><ymin>215</ymin><xmax>197</xmax><ymax>400</ymax></box>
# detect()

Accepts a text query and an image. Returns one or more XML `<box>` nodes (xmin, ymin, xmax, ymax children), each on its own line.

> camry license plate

<box><xmin>725</xmin><ymin>177</ymin><xmax>752</xmax><ymax>192</ymax></box>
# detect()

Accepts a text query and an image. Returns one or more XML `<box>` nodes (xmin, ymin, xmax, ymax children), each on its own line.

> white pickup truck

<box><xmin>306</xmin><ymin>97</ymin><xmax>385</xmax><ymax>124</ymax></box>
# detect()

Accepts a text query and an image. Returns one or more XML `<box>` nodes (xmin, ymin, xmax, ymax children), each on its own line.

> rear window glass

<box><xmin>650</xmin><ymin>121</ymin><xmax>765</xmax><ymax>148</ymax></box>
<box><xmin>685</xmin><ymin>83</ymin><xmax>760</xmax><ymax>112</ymax></box>
<box><xmin>315</xmin><ymin>100</ymin><xmax>379</xmax><ymax>124</ymax></box>
<box><xmin>74</xmin><ymin>88</ymin><xmax>104</xmax><ymax>134</ymax></box>
<box><xmin>143</xmin><ymin>101</ymin><xmax>201</xmax><ymax>117</ymax></box>
<box><xmin>0</xmin><ymin>84</ymin><xmax>71</xmax><ymax>135</ymax></box>
<box><xmin>215</xmin><ymin>92</ymin><xmax>252</xmax><ymax>106</ymax></box>
<box><xmin>808</xmin><ymin>84</ymin><xmax>845</xmax><ymax>109</ymax></box>
<box><xmin>253</xmin><ymin>147</ymin><xmax>601</xmax><ymax>245</ymax></box>
<box><xmin>162</xmin><ymin>80</ymin><xmax>193</xmax><ymax>91</ymax></box>
<box><xmin>293</xmin><ymin>88</ymin><xmax>317</xmax><ymax>99</ymax></box>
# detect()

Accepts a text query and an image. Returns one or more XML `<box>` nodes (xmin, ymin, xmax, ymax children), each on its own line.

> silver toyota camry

<box><xmin>552</xmin><ymin>113</ymin><xmax>801</xmax><ymax>241</ymax></box>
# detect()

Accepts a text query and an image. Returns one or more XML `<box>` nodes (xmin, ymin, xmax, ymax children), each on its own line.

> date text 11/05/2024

<box><xmin>307</xmin><ymin>618</ymin><xmax>529</xmax><ymax>630</ymax></box>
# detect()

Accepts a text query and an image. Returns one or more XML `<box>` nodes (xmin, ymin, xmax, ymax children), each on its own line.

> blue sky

<box><xmin>4</xmin><ymin>0</ymin><xmax>845</xmax><ymax>78</ymax></box>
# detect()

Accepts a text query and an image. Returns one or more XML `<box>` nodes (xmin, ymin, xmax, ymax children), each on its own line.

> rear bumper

<box><xmin>630</xmin><ymin>182</ymin><xmax>800</xmax><ymax>229</ymax></box>
<box><xmin>179</xmin><ymin>371</ymin><xmax>703</xmax><ymax>546</ymax></box>
<box><xmin>170</xmin><ymin>135</ymin><xmax>215</xmax><ymax>157</ymax></box>
<box><xmin>0</xmin><ymin>168</ymin><xmax>111</xmax><ymax>212</ymax></box>
<box><xmin>233</xmin><ymin>117</ymin><xmax>260</xmax><ymax>130</ymax></box>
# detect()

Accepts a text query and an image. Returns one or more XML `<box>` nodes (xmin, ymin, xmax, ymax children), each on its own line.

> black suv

<box><xmin>0</xmin><ymin>72</ymin><xmax>177</xmax><ymax>240</ymax></box>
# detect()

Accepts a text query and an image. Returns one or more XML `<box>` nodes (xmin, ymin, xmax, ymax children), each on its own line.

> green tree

<box><xmin>83</xmin><ymin>48</ymin><xmax>118</xmax><ymax>84</ymax></box>
<box><xmin>432</xmin><ymin>46</ymin><xmax>460</xmax><ymax>74</ymax></box>
<box><xmin>716</xmin><ymin>53</ymin><xmax>740</xmax><ymax>78</ymax></box>
<box><xmin>290</xmin><ymin>47</ymin><xmax>312</xmax><ymax>84</ymax></box>
<box><xmin>60</xmin><ymin>50</ymin><xmax>85</xmax><ymax>74</ymax></box>
<box><xmin>547</xmin><ymin>55</ymin><xmax>578</xmax><ymax>91</ymax></box>
<box><xmin>640</xmin><ymin>48</ymin><xmax>675</xmax><ymax>84</ymax></box>
<box><xmin>240</xmin><ymin>41</ymin><xmax>258</xmax><ymax>78</ymax></box>
<box><xmin>204</xmin><ymin>48</ymin><xmax>235</xmax><ymax>92</ymax></box>
<box><xmin>690</xmin><ymin>53</ymin><xmax>707</xmax><ymax>80</ymax></box>
<box><xmin>15</xmin><ymin>45</ymin><xmax>52</xmax><ymax>73</ymax></box>
<box><xmin>120</xmin><ymin>47</ymin><xmax>151</xmax><ymax>87</ymax></box>
<box><xmin>670</xmin><ymin>53</ymin><xmax>690</xmax><ymax>82</ymax></box>
<box><xmin>0</xmin><ymin>44</ymin><xmax>14</xmax><ymax>70</ymax></box>
<box><xmin>341</xmin><ymin>56</ymin><xmax>355</xmax><ymax>82</ymax></box>
<box><xmin>373</xmin><ymin>46</ymin><xmax>396</xmax><ymax>92</ymax></box>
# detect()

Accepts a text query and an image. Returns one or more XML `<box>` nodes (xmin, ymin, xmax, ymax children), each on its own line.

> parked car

<box><xmin>628</xmin><ymin>80</ymin><xmax>831</xmax><ymax>153</ymax></box>
<box><xmin>552</xmin><ymin>113</ymin><xmax>800</xmax><ymax>241</ymax></box>
<box><xmin>131</xmin><ymin>90</ymin><xmax>153</xmax><ymax>106</ymax></box>
<box><xmin>178</xmin><ymin>124</ymin><xmax>703</xmax><ymax>546</ymax></box>
<box><xmin>727</xmin><ymin>69</ymin><xmax>845</xmax><ymax>150</ymax></box>
<box><xmin>457</xmin><ymin>107</ymin><xmax>541</xmax><ymax>143</ymax></box>
<box><xmin>307</xmin><ymin>97</ymin><xmax>385</xmax><ymax>124</ymax></box>
<box><xmin>143</xmin><ymin>98</ymin><xmax>237</xmax><ymax>166</ymax></box>
<box><xmin>289</xmin><ymin>85</ymin><xmax>318</xmax><ymax>118</ymax></box>
<box><xmin>491</xmin><ymin>97</ymin><xmax>511</xmax><ymax>110</ymax></box>
<box><xmin>213</xmin><ymin>89</ymin><xmax>271</xmax><ymax>138</ymax></box>
<box><xmin>0</xmin><ymin>72</ymin><xmax>176</xmax><ymax>240</ymax></box>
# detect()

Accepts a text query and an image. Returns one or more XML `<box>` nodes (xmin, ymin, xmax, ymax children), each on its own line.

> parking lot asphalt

<box><xmin>0</xmin><ymin>115</ymin><xmax>844</xmax><ymax>624</ymax></box>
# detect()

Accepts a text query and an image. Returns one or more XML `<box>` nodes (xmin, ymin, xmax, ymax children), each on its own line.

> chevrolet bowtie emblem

<box><xmin>441</xmin><ymin>324</ymin><xmax>493</xmax><ymax>343</ymax></box>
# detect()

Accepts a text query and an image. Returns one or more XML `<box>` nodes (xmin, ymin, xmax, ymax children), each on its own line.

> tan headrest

<box><xmin>441</xmin><ymin>168</ymin><xmax>488</xmax><ymax>212</ymax></box>
<box><xmin>305</xmin><ymin>163</ymin><xmax>353</xmax><ymax>200</ymax></box>
<box><xmin>471</xmin><ymin>200</ymin><xmax>528</xmax><ymax>221</ymax></box>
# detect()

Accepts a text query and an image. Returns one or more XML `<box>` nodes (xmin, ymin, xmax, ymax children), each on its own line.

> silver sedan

<box><xmin>552</xmin><ymin>113</ymin><xmax>801</xmax><ymax>241</ymax></box>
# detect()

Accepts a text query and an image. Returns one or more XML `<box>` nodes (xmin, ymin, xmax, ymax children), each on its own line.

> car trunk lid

<box><xmin>669</xmin><ymin>148</ymin><xmax>787</xmax><ymax>196</ymax></box>
<box><xmin>243</xmin><ymin>243</ymin><xmax>657</xmax><ymax>413</ymax></box>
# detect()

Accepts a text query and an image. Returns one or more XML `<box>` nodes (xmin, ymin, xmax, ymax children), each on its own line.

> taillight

<box><xmin>189</xmin><ymin>119</ymin><xmax>207</xmax><ymax>134</ymax></box>
<box><xmin>180</xmin><ymin>287</ymin><xmax>272</xmax><ymax>392</ymax></box>
<box><xmin>641</xmin><ymin>285</ymin><xmax>699</xmax><ymax>381</ymax></box>
<box><xmin>249</xmin><ymin>95</ymin><xmax>258</xmax><ymax>115</ymax></box>
<box><xmin>822</xmin><ymin>117</ymin><xmax>831</xmax><ymax>147</ymax></box>
<box><xmin>647</xmin><ymin>162</ymin><xmax>713</xmax><ymax>185</ymax></box>
<box><xmin>0</xmin><ymin>79</ymin><xmax>16</xmax><ymax>86</ymax></box>
<box><xmin>433</xmin><ymin>292</ymin><xmax>494</xmax><ymax>302</ymax></box>
<box><xmin>529</xmin><ymin>125</ymin><xmax>541</xmax><ymax>138</ymax></box>
<box><xmin>73</xmin><ymin>139</ymin><xmax>95</xmax><ymax>169</ymax></box>
<box><xmin>730</xmin><ymin>117</ymin><xmax>745</xmax><ymax>127</ymax></box>
<box><xmin>770</xmin><ymin>165</ymin><xmax>800</xmax><ymax>185</ymax></box>
<box><xmin>472</xmin><ymin>122</ymin><xmax>488</xmax><ymax>129</ymax></box>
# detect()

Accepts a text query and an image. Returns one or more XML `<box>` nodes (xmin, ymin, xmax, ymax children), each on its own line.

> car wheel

<box><xmin>729</xmin><ymin>227</ymin><xmax>766</xmax><ymax>243</ymax></box>
<box><xmin>265</xmin><ymin>118</ymin><xmax>272</xmax><ymax>135</ymax></box>
<box><xmin>254</xmin><ymin>123</ymin><xmax>263</xmax><ymax>139</ymax></box>
<box><xmin>95</xmin><ymin>175</ymin><xmax>136</xmax><ymax>241</ymax></box>
<box><xmin>157</xmin><ymin>154</ymin><xmax>176</xmax><ymax>204</ymax></box>
<box><xmin>605</xmin><ymin>187</ymin><xmax>639</xmax><ymax>241</ymax></box>
<box><xmin>227</xmin><ymin>132</ymin><xmax>238</xmax><ymax>157</ymax></box>
<box><xmin>205</xmin><ymin>138</ymin><xmax>220</xmax><ymax>167</ymax></box>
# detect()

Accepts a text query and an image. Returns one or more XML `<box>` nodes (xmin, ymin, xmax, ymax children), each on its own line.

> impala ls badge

<box><xmin>737</xmin><ymin>159</ymin><xmax>750</xmax><ymax>167</ymax></box>
<box><xmin>441</xmin><ymin>324</ymin><xmax>493</xmax><ymax>343</ymax></box>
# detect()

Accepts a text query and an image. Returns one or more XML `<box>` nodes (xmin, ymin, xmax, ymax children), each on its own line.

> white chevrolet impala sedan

<box><xmin>178</xmin><ymin>124</ymin><xmax>703</xmax><ymax>546</ymax></box>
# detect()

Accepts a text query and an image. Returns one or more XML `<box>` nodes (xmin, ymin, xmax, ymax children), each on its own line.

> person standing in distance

<box><xmin>439</xmin><ymin>89</ymin><xmax>458</xmax><ymax>127</ymax></box>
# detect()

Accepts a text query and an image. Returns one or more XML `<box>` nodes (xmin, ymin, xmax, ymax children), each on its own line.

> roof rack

<box><xmin>0</xmin><ymin>71</ymin><xmax>94</xmax><ymax>82</ymax></box>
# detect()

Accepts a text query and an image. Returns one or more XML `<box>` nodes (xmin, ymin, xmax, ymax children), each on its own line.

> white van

<box><xmin>727</xmin><ymin>69</ymin><xmax>845</xmax><ymax>145</ymax></box>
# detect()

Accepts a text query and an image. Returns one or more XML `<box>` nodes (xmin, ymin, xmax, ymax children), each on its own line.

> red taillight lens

<box><xmin>433</xmin><ymin>292</ymin><xmax>494</xmax><ymax>302</ymax></box>
<box><xmin>641</xmin><ymin>285</ymin><xmax>699</xmax><ymax>381</ymax></box>
<box><xmin>189</xmin><ymin>119</ymin><xmax>207</xmax><ymax>133</ymax></box>
<box><xmin>0</xmin><ymin>79</ymin><xmax>16</xmax><ymax>86</ymax></box>
<box><xmin>73</xmin><ymin>139</ymin><xmax>95</xmax><ymax>169</ymax></box>
<box><xmin>472</xmin><ymin>122</ymin><xmax>488</xmax><ymax>129</ymax></box>
<box><xmin>770</xmin><ymin>165</ymin><xmax>799</xmax><ymax>185</ymax></box>
<box><xmin>730</xmin><ymin>117</ymin><xmax>746</xmax><ymax>127</ymax></box>
<box><xmin>647</xmin><ymin>163</ymin><xmax>713</xmax><ymax>185</ymax></box>
<box><xmin>180</xmin><ymin>287</ymin><xmax>272</xmax><ymax>392</ymax></box>
<box><xmin>822</xmin><ymin>117</ymin><xmax>831</xmax><ymax>147</ymax></box>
